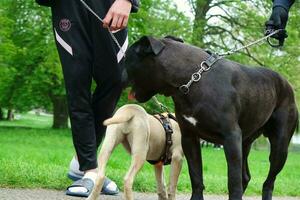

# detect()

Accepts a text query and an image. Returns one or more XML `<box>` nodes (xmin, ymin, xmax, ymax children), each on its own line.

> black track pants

<box><xmin>51</xmin><ymin>0</ymin><xmax>128</xmax><ymax>171</ymax></box>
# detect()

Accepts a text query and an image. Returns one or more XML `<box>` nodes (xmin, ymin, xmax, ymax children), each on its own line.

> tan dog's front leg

<box><xmin>123</xmin><ymin>154</ymin><xmax>145</xmax><ymax>200</ymax></box>
<box><xmin>154</xmin><ymin>162</ymin><xmax>168</xmax><ymax>200</ymax></box>
<box><xmin>168</xmin><ymin>151</ymin><xmax>183</xmax><ymax>200</ymax></box>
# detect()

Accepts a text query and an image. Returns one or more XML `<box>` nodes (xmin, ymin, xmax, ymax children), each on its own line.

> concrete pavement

<box><xmin>0</xmin><ymin>189</ymin><xmax>300</xmax><ymax>200</ymax></box>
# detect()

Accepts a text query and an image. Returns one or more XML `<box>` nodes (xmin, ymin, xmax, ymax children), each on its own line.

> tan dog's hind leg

<box><xmin>87</xmin><ymin>128</ymin><xmax>123</xmax><ymax>200</ymax></box>
<box><xmin>154</xmin><ymin>163</ymin><xmax>168</xmax><ymax>200</ymax></box>
<box><xmin>168</xmin><ymin>151</ymin><xmax>183</xmax><ymax>200</ymax></box>
<box><xmin>123</xmin><ymin>154</ymin><xmax>146</xmax><ymax>200</ymax></box>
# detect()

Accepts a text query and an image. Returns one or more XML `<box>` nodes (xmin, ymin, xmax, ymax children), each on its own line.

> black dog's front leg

<box><xmin>223</xmin><ymin>129</ymin><xmax>243</xmax><ymax>200</ymax></box>
<box><xmin>181</xmin><ymin>135</ymin><xmax>204</xmax><ymax>200</ymax></box>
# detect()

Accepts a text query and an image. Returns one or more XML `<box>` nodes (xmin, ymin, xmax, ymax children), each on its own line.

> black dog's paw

<box><xmin>164</xmin><ymin>35</ymin><xmax>184</xmax><ymax>43</ymax></box>
<box><xmin>190</xmin><ymin>193</ymin><xmax>204</xmax><ymax>200</ymax></box>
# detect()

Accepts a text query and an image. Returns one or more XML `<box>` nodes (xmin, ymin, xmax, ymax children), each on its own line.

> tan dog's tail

<box><xmin>103</xmin><ymin>114</ymin><xmax>133</xmax><ymax>126</ymax></box>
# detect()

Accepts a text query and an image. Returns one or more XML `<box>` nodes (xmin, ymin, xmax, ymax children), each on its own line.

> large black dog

<box><xmin>124</xmin><ymin>36</ymin><xmax>299</xmax><ymax>200</ymax></box>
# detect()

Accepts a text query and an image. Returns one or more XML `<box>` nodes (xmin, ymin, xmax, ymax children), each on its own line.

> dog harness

<box><xmin>147</xmin><ymin>113</ymin><xmax>176</xmax><ymax>166</ymax></box>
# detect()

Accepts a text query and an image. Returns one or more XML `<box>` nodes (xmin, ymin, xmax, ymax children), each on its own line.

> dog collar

<box><xmin>179</xmin><ymin>51</ymin><xmax>221</xmax><ymax>95</ymax></box>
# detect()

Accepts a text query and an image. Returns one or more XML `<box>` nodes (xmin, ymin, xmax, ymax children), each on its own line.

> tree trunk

<box><xmin>0</xmin><ymin>108</ymin><xmax>4</xmax><ymax>120</ymax></box>
<box><xmin>51</xmin><ymin>95</ymin><xmax>69</xmax><ymax>129</ymax></box>
<box><xmin>192</xmin><ymin>0</ymin><xmax>212</xmax><ymax>46</ymax></box>
<box><xmin>6</xmin><ymin>109</ymin><xmax>14</xmax><ymax>121</ymax></box>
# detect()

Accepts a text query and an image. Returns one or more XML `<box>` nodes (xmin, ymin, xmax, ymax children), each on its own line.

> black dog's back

<box><xmin>236</xmin><ymin>64</ymin><xmax>298</xmax><ymax>139</ymax></box>
<box><xmin>197</xmin><ymin>58</ymin><xmax>297</xmax><ymax>141</ymax></box>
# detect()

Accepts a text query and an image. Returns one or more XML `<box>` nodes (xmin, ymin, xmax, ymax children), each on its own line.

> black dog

<box><xmin>124</xmin><ymin>36</ymin><xmax>299</xmax><ymax>200</ymax></box>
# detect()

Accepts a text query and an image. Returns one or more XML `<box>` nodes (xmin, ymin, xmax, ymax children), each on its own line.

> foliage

<box><xmin>0</xmin><ymin>0</ymin><xmax>299</xmax><ymax>125</ymax></box>
<box><xmin>0</xmin><ymin>1</ymin><xmax>57</xmax><ymax>112</ymax></box>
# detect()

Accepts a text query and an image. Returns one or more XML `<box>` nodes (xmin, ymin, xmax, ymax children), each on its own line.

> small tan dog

<box><xmin>87</xmin><ymin>104</ymin><xmax>183</xmax><ymax>200</ymax></box>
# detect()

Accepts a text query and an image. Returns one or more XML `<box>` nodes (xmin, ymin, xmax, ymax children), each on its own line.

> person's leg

<box><xmin>50</xmin><ymin>0</ymin><xmax>116</xmax><ymax>196</ymax></box>
<box><xmin>51</xmin><ymin>0</ymin><xmax>127</xmax><ymax>196</ymax></box>
<box><xmin>51</xmin><ymin>0</ymin><xmax>99</xmax><ymax>173</ymax></box>
<box><xmin>88</xmin><ymin>0</ymin><xmax>129</xmax><ymax>147</ymax></box>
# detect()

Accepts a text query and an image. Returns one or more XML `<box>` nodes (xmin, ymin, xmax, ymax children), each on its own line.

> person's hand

<box><xmin>265</xmin><ymin>6</ymin><xmax>289</xmax><ymax>46</ymax></box>
<box><xmin>103</xmin><ymin>0</ymin><xmax>132</xmax><ymax>31</ymax></box>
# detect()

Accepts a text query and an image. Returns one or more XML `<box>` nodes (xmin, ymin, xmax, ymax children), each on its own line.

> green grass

<box><xmin>0</xmin><ymin>113</ymin><xmax>300</xmax><ymax>196</ymax></box>
<box><xmin>0</xmin><ymin>112</ymin><xmax>53</xmax><ymax>129</ymax></box>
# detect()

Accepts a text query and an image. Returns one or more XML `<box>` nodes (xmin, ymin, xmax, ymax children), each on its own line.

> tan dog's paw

<box><xmin>86</xmin><ymin>194</ymin><xmax>97</xmax><ymax>200</ymax></box>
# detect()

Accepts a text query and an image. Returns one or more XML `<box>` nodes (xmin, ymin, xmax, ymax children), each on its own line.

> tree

<box><xmin>188</xmin><ymin>0</ymin><xmax>212</xmax><ymax>46</ymax></box>
<box><xmin>127</xmin><ymin>0</ymin><xmax>193</xmax><ymax>42</ymax></box>
<box><xmin>0</xmin><ymin>108</ymin><xmax>4</xmax><ymax>120</ymax></box>
<box><xmin>0</xmin><ymin>0</ymin><xmax>68</xmax><ymax>127</ymax></box>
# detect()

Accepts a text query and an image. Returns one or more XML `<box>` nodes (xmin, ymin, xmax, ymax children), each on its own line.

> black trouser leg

<box><xmin>51</xmin><ymin>0</ymin><xmax>127</xmax><ymax>171</ymax></box>
<box><xmin>92</xmin><ymin>81</ymin><xmax>123</xmax><ymax>147</ymax></box>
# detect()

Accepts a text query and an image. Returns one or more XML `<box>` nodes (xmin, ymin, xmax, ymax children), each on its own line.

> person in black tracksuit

<box><xmin>265</xmin><ymin>0</ymin><xmax>295</xmax><ymax>45</ymax></box>
<box><xmin>36</xmin><ymin>0</ymin><xmax>139</xmax><ymax>197</ymax></box>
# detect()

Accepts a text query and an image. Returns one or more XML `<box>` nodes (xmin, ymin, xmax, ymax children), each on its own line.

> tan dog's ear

<box><xmin>135</xmin><ymin>36</ymin><xmax>165</xmax><ymax>56</ymax></box>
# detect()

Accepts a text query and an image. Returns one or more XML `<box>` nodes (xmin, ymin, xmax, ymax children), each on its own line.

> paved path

<box><xmin>0</xmin><ymin>189</ymin><xmax>299</xmax><ymax>200</ymax></box>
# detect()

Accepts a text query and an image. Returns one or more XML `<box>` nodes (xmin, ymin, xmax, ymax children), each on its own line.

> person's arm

<box><xmin>129</xmin><ymin>0</ymin><xmax>140</xmax><ymax>13</ymax></box>
<box><xmin>103</xmin><ymin>0</ymin><xmax>140</xmax><ymax>31</ymax></box>
<box><xmin>269</xmin><ymin>0</ymin><xmax>295</xmax><ymax>29</ymax></box>
<box><xmin>265</xmin><ymin>0</ymin><xmax>295</xmax><ymax>46</ymax></box>
<box><xmin>272</xmin><ymin>0</ymin><xmax>295</xmax><ymax>11</ymax></box>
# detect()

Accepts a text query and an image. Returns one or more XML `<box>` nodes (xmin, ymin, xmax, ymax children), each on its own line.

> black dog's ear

<box><xmin>164</xmin><ymin>35</ymin><xmax>184</xmax><ymax>43</ymax></box>
<box><xmin>135</xmin><ymin>36</ymin><xmax>165</xmax><ymax>56</ymax></box>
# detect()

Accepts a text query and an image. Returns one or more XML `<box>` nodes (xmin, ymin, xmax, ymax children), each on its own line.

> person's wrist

<box><xmin>126</xmin><ymin>0</ymin><xmax>139</xmax><ymax>13</ymax></box>
<box><xmin>273</xmin><ymin>4</ymin><xmax>288</xmax><ymax>12</ymax></box>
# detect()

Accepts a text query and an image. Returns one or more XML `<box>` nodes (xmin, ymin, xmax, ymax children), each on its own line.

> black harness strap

<box><xmin>148</xmin><ymin>113</ymin><xmax>175</xmax><ymax>165</ymax></box>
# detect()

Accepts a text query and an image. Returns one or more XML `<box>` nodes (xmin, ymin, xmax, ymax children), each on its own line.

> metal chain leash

<box><xmin>179</xmin><ymin>29</ymin><xmax>284</xmax><ymax>95</ymax></box>
<box><xmin>218</xmin><ymin>29</ymin><xmax>283</xmax><ymax>57</ymax></box>
<box><xmin>79</xmin><ymin>0</ymin><xmax>126</xmax><ymax>58</ymax></box>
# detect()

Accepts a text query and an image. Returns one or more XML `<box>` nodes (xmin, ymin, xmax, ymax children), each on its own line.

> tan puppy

<box><xmin>87</xmin><ymin>104</ymin><xmax>183</xmax><ymax>200</ymax></box>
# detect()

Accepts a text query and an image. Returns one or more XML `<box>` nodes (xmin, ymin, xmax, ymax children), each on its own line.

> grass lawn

<box><xmin>0</xmin><ymin>113</ymin><xmax>299</xmax><ymax>196</ymax></box>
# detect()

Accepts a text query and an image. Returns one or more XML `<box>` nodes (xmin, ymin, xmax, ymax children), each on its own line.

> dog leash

<box><xmin>179</xmin><ymin>29</ymin><xmax>284</xmax><ymax>94</ymax></box>
<box><xmin>218</xmin><ymin>29</ymin><xmax>284</xmax><ymax>57</ymax></box>
<box><xmin>152</xmin><ymin>96</ymin><xmax>171</xmax><ymax>113</ymax></box>
<box><xmin>79</xmin><ymin>0</ymin><xmax>126</xmax><ymax>58</ymax></box>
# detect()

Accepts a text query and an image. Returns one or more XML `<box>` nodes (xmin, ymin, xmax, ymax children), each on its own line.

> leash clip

<box><xmin>265</xmin><ymin>20</ymin><xmax>286</xmax><ymax>48</ymax></box>
<box><xmin>179</xmin><ymin>85</ymin><xmax>189</xmax><ymax>94</ymax></box>
<box><xmin>266</xmin><ymin>33</ymin><xmax>284</xmax><ymax>48</ymax></box>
